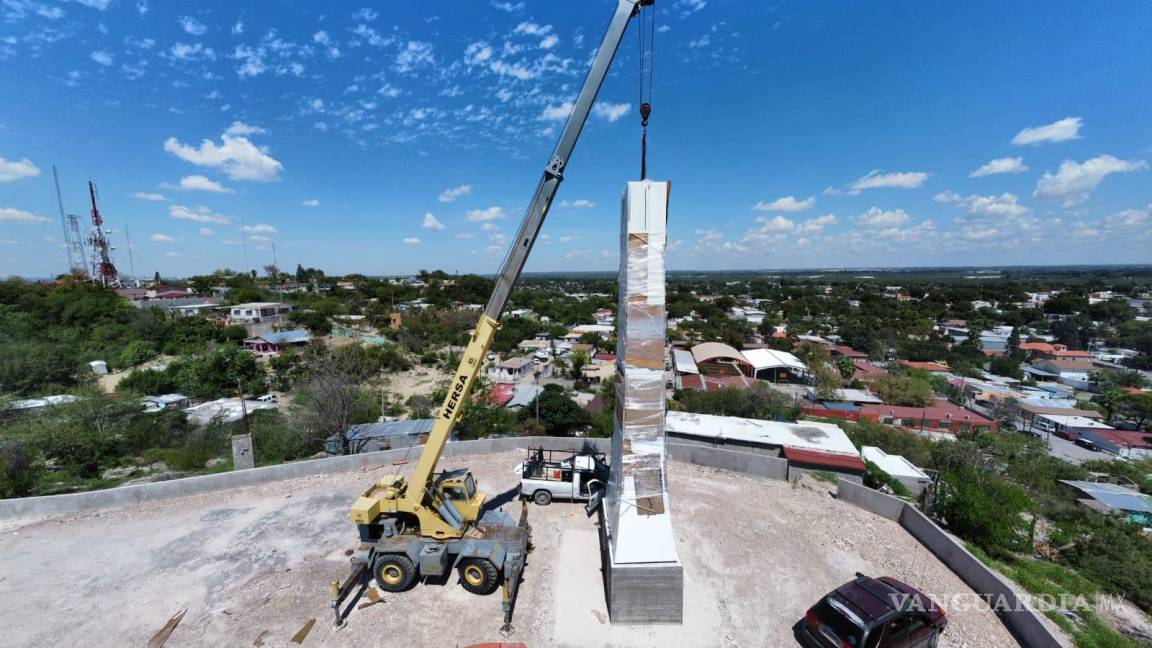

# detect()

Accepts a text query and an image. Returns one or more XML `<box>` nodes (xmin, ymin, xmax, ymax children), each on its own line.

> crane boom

<box><xmin>396</xmin><ymin>0</ymin><xmax>651</xmax><ymax>513</ymax></box>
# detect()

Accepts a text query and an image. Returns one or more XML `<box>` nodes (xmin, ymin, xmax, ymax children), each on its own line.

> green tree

<box><xmin>873</xmin><ymin>371</ymin><xmax>935</xmax><ymax>407</ymax></box>
<box><xmin>517</xmin><ymin>384</ymin><xmax>590</xmax><ymax>436</ymax></box>
<box><xmin>457</xmin><ymin>400</ymin><xmax>518</xmax><ymax>440</ymax></box>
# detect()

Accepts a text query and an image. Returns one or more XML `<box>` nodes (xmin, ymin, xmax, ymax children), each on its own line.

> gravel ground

<box><xmin>0</xmin><ymin>451</ymin><xmax>1036</xmax><ymax>647</ymax></box>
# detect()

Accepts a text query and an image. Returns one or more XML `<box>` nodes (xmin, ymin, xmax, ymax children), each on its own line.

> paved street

<box><xmin>1041</xmin><ymin>433</ymin><xmax>1109</xmax><ymax>465</ymax></box>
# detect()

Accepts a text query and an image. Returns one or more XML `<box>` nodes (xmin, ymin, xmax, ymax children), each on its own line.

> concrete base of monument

<box><xmin>598</xmin><ymin>480</ymin><xmax>684</xmax><ymax>625</ymax></box>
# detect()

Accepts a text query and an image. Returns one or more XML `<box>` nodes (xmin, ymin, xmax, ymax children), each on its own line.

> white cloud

<box><xmin>170</xmin><ymin>204</ymin><xmax>231</xmax><ymax>224</ymax></box>
<box><xmin>541</xmin><ymin>101</ymin><xmax>573</xmax><ymax>121</ymax></box>
<box><xmin>467</xmin><ymin>206</ymin><xmax>504</xmax><ymax>221</ymax></box>
<box><xmin>249</xmin><ymin>235</ymin><xmax>271</xmax><ymax>242</ymax></box>
<box><xmin>969</xmin><ymin>156</ymin><xmax>1028</xmax><ymax>178</ymax></box>
<box><xmin>856</xmin><ymin>207</ymin><xmax>910</xmax><ymax>228</ymax></box>
<box><xmin>492</xmin><ymin>1</ymin><xmax>524</xmax><ymax>11</ymax></box>
<box><xmin>403</xmin><ymin>237</ymin><xmax>421</xmax><ymax>245</ymax></box>
<box><xmin>481</xmin><ymin>223</ymin><xmax>499</xmax><ymax>232</ymax></box>
<box><xmin>438</xmin><ymin>184</ymin><xmax>472</xmax><ymax>202</ymax></box>
<box><xmin>847</xmin><ymin>170</ymin><xmax>928</xmax><ymax>194</ymax></box>
<box><xmin>89</xmin><ymin>50</ymin><xmax>112</xmax><ymax>66</ymax></box>
<box><xmin>593</xmin><ymin>101</ymin><xmax>630</xmax><ymax>122</ymax></box>
<box><xmin>539</xmin><ymin>34</ymin><xmax>559</xmax><ymax>49</ymax></box>
<box><xmin>132</xmin><ymin>192</ymin><xmax>167</xmax><ymax>201</ymax></box>
<box><xmin>395</xmin><ymin>40</ymin><xmax>434</xmax><ymax>73</ymax></box>
<box><xmin>164</xmin><ymin>251</ymin><xmax>181</xmax><ymax>257</ymax></box>
<box><xmin>149</xmin><ymin>233</ymin><xmax>176</xmax><ymax>242</ymax></box>
<box><xmin>223</xmin><ymin>121</ymin><xmax>266</xmax><ymax>136</ymax></box>
<box><xmin>164</xmin><ymin>129</ymin><xmax>283</xmax><ymax>182</ymax></box>
<box><xmin>933</xmin><ymin>191</ymin><xmax>962</xmax><ymax>203</ymax></box>
<box><xmin>799</xmin><ymin>214</ymin><xmax>837</xmax><ymax>233</ymax></box>
<box><xmin>559</xmin><ymin>235</ymin><xmax>580</xmax><ymax>243</ymax></box>
<box><xmin>169</xmin><ymin>42</ymin><xmax>215</xmax><ymax>61</ymax></box>
<box><xmin>464</xmin><ymin>41</ymin><xmax>493</xmax><ymax>66</ymax></box>
<box><xmin>514</xmin><ymin>21</ymin><xmax>552</xmax><ymax>36</ymax></box>
<box><xmin>0</xmin><ymin>207</ymin><xmax>50</xmax><ymax>224</ymax></box>
<box><xmin>231</xmin><ymin>21</ymin><xmax>244</xmax><ymax>35</ymax></box>
<box><xmin>73</xmin><ymin>0</ymin><xmax>111</xmax><ymax>10</ymax></box>
<box><xmin>752</xmin><ymin>216</ymin><xmax>794</xmax><ymax>232</ymax></box>
<box><xmin>1012</xmin><ymin>117</ymin><xmax>1082</xmax><ymax>146</ymax></box>
<box><xmin>0</xmin><ymin>156</ymin><xmax>41</xmax><ymax>182</ymax></box>
<box><xmin>422</xmin><ymin>212</ymin><xmax>445</xmax><ymax>230</ymax></box>
<box><xmin>1104</xmin><ymin>206</ymin><xmax>1150</xmax><ymax>230</ymax></box>
<box><xmin>177</xmin><ymin>174</ymin><xmax>233</xmax><ymax>193</ymax></box>
<box><xmin>179</xmin><ymin>16</ymin><xmax>207</xmax><ymax>36</ymax></box>
<box><xmin>301</xmin><ymin>199</ymin><xmax>320</xmax><ymax>207</ymax></box>
<box><xmin>454</xmin><ymin>232</ymin><xmax>474</xmax><ymax>240</ymax></box>
<box><xmin>198</xmin><ymin>227</ymin><xmax>214</xmax><ymax>236</ymax></box>
<box><xmin>558</xmin><ymin>199</ymin><xmax>594</xmax><ymax>208</ymax></box>
<box><xmin>241</xmin><ymin>223</ymin><xmax>277</xmax><ymax>234</ymax></box>
<box><xmin>964</xmin><ymin>193</ymin><xmax>1030</xmax><ymax>218</ymax></box>
<box><xmin>753</xmin><ymin>195</ymin><xmax>815</xmax><ymax>212</ymax></box>
<box><xmin>1034</xmin><ymin>155</ymin><xmax>1147</xmax><ymax>204</ymax></box>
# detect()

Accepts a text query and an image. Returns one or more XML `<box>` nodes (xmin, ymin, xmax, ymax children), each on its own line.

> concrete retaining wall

<box><xmin>836</xmin><ymin>479</ymin><xmax>1066</xmax><ymax>648</ymax></box>
<box><xmin>666</xmin><ymin>442</ymin><xmax>788</xmax><ymax>481</ymax></box>
<box><xmin>836</xmin><ymin>477</ymin><xmax>906</xmax><ymax>521</ymax></box>
<box><xmin>0</xmin><ymin>436</ymin><xmax>609</xmax><ymax>520</ymax></box>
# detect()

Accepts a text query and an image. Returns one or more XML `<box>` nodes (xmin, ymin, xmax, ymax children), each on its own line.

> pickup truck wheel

<box><xmin>533</xmin><ymin>490</ymin><xmax>552</xmax><ymax>506</ymax></box>
<box><xmin>458</xmin><ymin>558</ymin><xmax>501</xmax><ymax>595</ymax></box>
<box><xmin>374</xmin><ymin>554</ymin><xmax>417</xmax><ymax>592</ymax></box>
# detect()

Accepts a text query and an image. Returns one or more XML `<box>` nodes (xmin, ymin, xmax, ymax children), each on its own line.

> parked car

<box><xmin>255</xmin><ymin>394</ymin><xmax>278</xmax><ymax>403</ymax></box>
<box><xmin>793</xmin><ymin>573</ymin><xmax>947</xmax><ymax>648</ymax></box>
<box><xmin>1074</xmin><ymin>437</ymin><xmax>1102</xmax><ymax>452</ymax></box>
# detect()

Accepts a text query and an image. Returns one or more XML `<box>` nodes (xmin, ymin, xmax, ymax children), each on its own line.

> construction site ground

<box><xmin>1</xmin><ymin>450</ymin><xmax>1031</xmax><ymax>647</ymax></box>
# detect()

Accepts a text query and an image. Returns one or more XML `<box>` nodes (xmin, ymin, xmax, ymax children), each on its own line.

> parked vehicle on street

<box><xmin>1074</xmin><ymin>437</ymin><xmax>1102</xmax><ymax>452</ymax></box>
<box><xmin>793</xmin><ymin>573</ymin><xmax>948</xmax><ymax>647</ymax></box>
<box><xmin>520</xmin><ymin>448</ymin><xmax>608</xmax><ymax>506</ymax></box>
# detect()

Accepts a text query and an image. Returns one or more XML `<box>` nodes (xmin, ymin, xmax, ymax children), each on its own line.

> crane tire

<box><xmin>458</xmin><ymin>558</ymin><xmax>501</xmax><ymax>595</ymax></box>
<box><xmin>374</xmin><ymin>554</ymin><xmax>417</xmax><ymax>592</ymax></box>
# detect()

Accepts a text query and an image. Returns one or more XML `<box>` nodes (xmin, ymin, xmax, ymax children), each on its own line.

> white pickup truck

<box><xmin>520</xmin><ymin>448</ymin><xmax>608</xmax><ymax>506</ymax></box>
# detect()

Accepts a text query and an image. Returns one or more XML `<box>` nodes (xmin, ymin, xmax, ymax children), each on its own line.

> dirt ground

<box><xmin>381</xmin><ymin>365</ymin><xmax>448</xmax><ymax>404</ymax></box>
<box><xmin>1</xmin><ymin>452</ymin><xmax>1030</xmax><ymax>647</ymax></box>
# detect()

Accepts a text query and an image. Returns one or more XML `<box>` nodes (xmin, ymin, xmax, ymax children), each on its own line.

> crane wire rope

<box><xmin>637</xmin><ymin>1</ymin><xmax>656</xmax><ymax>179</ymax></box>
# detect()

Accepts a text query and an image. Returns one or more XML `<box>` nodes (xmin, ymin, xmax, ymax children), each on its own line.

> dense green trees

<box><xmin>872</xmin><ymin>371</ymin><xmax>935</xmax><ymax>407</ymax></box>
<box><xmin>517</xmin><ymin>384</ymin><xmax>590</xmax><ymax>436</ymax></box>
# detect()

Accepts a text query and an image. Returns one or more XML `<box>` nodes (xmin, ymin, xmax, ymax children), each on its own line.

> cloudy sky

<box><xmin>1</xmin><ymin>0</ymin><xmax>1150</xmax><ymax>278</ymax></box>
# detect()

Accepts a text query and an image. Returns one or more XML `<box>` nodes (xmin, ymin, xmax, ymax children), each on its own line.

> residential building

<box><xmin>229</xmin><ymin>302</ymin><xmax>294</xmax><ymax>323</ymax></box>
<box><xmin>857</xmin><ymin>399</ymin><xmax>996</xmax><ymax>435</ymax></box>
<box><xmin>860</xmin><ymin>446</ymin><xmax>931</xmax><ymax>495</ymax></box>
<box><xmin>1059</xmin><ymin>480</ymin><xmax>1152</xmax><ymax>525</ymax></box>
<box><xmin>328</xmin><ymin>419</ymin><xmax>437</xmax><ymax>454</ymax></box>
<box><xmin>243</xmin><ymin>329</ymin><xmax>312</xmax><ymax>354</ymax></box>
<box><xmin>495</xmin><ymin>356</ymin><xmax>535</xmax><ymax>383</ymax></box>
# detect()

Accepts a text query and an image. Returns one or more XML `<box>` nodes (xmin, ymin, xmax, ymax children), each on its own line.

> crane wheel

<box><xmin>457</xmin><ymin>558</ymin><xmax>500</xmax><ymax>595</ymax></box>
<box><xmin>374</xmin><ymin>555</ymin><xmax>417</xmax><ymax>592</ymax></box>
<box><xmin>533</xmin><ymin>490</ymin><xmax>552</xmax><ymax>506</ymax></box>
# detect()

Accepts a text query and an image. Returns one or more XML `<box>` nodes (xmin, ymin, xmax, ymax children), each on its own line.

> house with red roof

<box><xmin>899</xmin><ymin>360</ymin><xmax>951</xmax><ymax>373</ymax></box>
<box><xmin>859</xmin><ymin>398</ymin><xmax>996</xmax><ymax>435</ymax></box>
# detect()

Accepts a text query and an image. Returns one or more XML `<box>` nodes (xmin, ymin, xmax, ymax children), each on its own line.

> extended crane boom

<box><xmin>351</xmin><ymin>0</ymin><xmax>652</xmax><ymax>536</ymax></box>
<box><xmin>339</xmin><ymin>0</ymin><xmax>654</xmax><ymax>630</ymax></box>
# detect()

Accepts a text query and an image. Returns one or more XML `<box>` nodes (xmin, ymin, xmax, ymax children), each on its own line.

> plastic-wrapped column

<box><xmin>606</xmin><ymin>180</ymin><xmax>679</xmax><ymax>565</ymax></box>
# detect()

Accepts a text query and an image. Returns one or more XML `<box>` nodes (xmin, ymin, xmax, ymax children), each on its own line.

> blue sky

<box><xmin>1</xmin><ymin>0</ymin><xmax>1150</xmax><ymax>278</ymax></box>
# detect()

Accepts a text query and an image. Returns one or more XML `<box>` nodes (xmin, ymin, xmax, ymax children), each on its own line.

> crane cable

<box><xmin>638</xmin><ymin>1</ymin><xmax>656</xmax><ymax>179</ymax></box>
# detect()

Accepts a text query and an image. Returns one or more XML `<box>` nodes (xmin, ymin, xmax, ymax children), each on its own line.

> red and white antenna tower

<box><xmin>87</xmin><ymin>180</ymin><xmax>120</xmax><ymax>287</ymax></box>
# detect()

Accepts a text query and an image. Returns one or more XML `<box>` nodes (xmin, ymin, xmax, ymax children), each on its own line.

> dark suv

<box><xmin>793</xmin><ymin>573</ymin><xmax>948</xmax><ymax>648</ymax></box>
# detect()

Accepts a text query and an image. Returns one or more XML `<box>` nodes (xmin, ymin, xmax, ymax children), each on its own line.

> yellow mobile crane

<box><xmin>331</xmin><ymin>0</ymin><xmax>656</xmax><ymax>631</ymax></box>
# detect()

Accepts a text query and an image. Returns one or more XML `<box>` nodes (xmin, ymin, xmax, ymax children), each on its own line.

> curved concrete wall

<box><xmin>837</xmin><ymin>479</ymin><xmax>1067</xmax><ymax>648</ymax></box>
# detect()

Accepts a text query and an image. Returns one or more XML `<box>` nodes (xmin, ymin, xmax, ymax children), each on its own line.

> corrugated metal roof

<box><xmin>1059</xmin><ymin>480</ymin><xmax>1152</xmax><ymax>514</ymax></box>
<box><xmin>347</xmin><ymin>419</ymin><xmax>435</xmax><ymax>440</ymax></box>
<box><xmin>672</xmin><ymin>349</ymin><xmax>699</xmax><ymax>374</ymax></box>
<box><xmin>258</xmin><ymin>329</ymin><xmax>311</xmax><ymax>345</ymax></box>
<box><xmin>783</xmin><ymin>447</ymin><xmax>867</xmax><ymax>471</ymax></box>
<box><xmin>507</xmin><ymin>384</ymin><xmax>543</xmax><ymax>408</ymax></box>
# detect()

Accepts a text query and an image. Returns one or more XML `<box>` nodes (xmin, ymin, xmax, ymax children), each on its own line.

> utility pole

<box><xmin>231</xmin><ymin>377</ymin><xmax>255</xmax><ymax>470</ymax></box>
<box><xmin>123</xmin><ymin>225</ymin><xmax>138</xmax><ymax>287</ymax></box>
